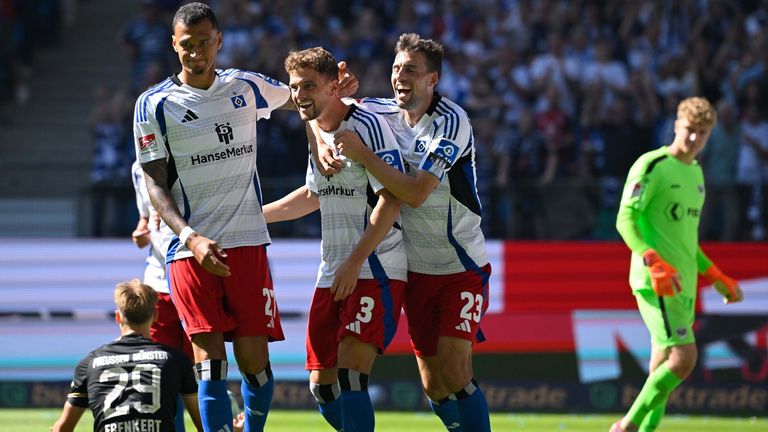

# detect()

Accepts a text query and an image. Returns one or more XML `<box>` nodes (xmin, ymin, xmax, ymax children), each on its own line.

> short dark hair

<box><xmin>114</xmin><ymin>279</ymin><xmax>158</xmax><ymax>325</ymax></box>
<box><xmin>284</xmin><ymin>47</ymin><xmax>339</xmax><ymax>82</ymax></box>
<box><xmin>172</xmin><ymin>2</ymin><xmax>218</xmax><ymax>31</ymax></box>
<box><xmin>395</xmin><ymin>33</ymin><xmax>443</xmax><ymax>76</ymax></box>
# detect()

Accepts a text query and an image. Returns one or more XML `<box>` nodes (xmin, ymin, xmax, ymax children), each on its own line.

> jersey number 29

<box><xmin>100</xmin><ymin>364</ymin><xmax>161</xmax><ymax>419</ymax></box>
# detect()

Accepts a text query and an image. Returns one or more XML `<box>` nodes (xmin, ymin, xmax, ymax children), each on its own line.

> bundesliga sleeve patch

<box><xmin>138</xmin><ymin>134</ymin><xmax>156</xmax><ymax>150</ymax></box>
<box><xmin>375</xmin><ymin>149</ymin><xmax>404</xmax><ymax>172</ymax></box>
<box><xmin>630</xmin><ymin>181</ymin><xmax>643</xmax><ymax>199</ymax></box>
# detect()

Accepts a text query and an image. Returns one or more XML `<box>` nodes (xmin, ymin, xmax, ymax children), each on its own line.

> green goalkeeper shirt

<box><xmin>616</xmin><ymin>146</ymin><xmax>712</xmax><ymax>295</ymax></box>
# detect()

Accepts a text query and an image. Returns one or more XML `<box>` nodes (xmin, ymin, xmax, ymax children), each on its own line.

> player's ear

<box><xmin>428</xmin><ymin>71</ymin><xmax>439</xmax><ymax>88</ymax></box>
<box><xmin>115</xmin><ymin>309</ymin><xmax>122</xmax><ymax>326</ymax></box>
<box><xmin>216</xmin><ymin>31</ymin><xmax>222</xmax><ymax>51</ymax></box>
<box><xmin>329</xmin><ymin>78</ymin><xmax>340</xmax><ymax>97</ymax></box>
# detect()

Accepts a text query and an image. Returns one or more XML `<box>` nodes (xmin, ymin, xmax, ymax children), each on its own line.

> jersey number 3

<box><xmin>100</xmin><ymin>364</ymin><xmax>162</xmax><ymax>419</ymax></box>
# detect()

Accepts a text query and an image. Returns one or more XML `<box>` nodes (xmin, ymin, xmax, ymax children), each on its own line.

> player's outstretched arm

<box><xmin>331</xmin><ymin>189</ymin><xmax>401</xmax><ymax>301</ymax></box>
<box><xmin>263</xmin><ymin>185</ymin><xmax>319</xmax><ymax>223</ymax></box>
<box><xmin>182</xmin><ymin>393</ymin><xmax>203</xmax><ymax>432</ymax></box>
<box><xmin>142</xmin><ymin>159</ymin><xmax>230</xmax><ymax>277</ymax></box>
<box><xmin>50</xmin><ymin>402</ymin><xmax>86</xmax><ymax>432</ymax></box>
<box><xmin>335</xmin><ymin>130</ymin><xmax>437</xmax><ymax>207</ymax></box>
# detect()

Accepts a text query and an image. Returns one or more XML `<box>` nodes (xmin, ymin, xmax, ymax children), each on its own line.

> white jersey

<box><xmin>131</xmin><ymin>161</ymin><xmax>168</xmax><ymax>293</ymax></box>
<box><xmin>307</xmin><ymin>105</ymin><xmax>408</xmax><ymax>287</ymax></box>
<box><xmin>355</xmin><ymin>94</ymin><xmax>488</xmax><ymax>274</ymax></box>
<box><xmin>133</xmin><ymin>69</ymin><xmax>290</xmax><ymax>262</ymax></box>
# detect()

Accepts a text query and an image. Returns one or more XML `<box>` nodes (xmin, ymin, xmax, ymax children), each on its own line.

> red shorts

<box><xmin>404</xmin><ymin>264</ymin><xmax>491</xmax><ymax>357</ymax></box>
<box><xmin>151</xmin><ymin>292</ymin><xmax>193</xmax><ymax>360</ymax></box>
<box><xmin>168</xmin><ymin>245</ymin><xmax>284</xmax><ymax>341</ymax></box>
<box><xmin>305</xmin><ymin>278</ymin><xmax>406</xmax><ymax>370</ymax></box>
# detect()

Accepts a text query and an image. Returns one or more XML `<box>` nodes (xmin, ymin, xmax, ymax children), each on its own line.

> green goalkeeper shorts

<box><xmin>635</xmin><ymin>288</ymin><xmax>696</xmax><ymax>348</ymax></box>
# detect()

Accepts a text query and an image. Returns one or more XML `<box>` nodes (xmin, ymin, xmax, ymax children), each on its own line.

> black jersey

<box><xmin>66</xmin><ymin>333</ymin><xmax>196</xmax><ymax>432</ymax></box>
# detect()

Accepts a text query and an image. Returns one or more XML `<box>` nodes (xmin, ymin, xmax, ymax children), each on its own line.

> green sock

<box><xmin>626</xmin><ymin>364</ymin><xmax>682</xmax><ymax>427</ymax></box>
<box><xmin>638</xmin><ymin>396</ymin><xmax>667</xmax><ymax>432</ymax></box>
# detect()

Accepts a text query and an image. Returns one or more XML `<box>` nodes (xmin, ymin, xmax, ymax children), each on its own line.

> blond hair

<box><xmin>677</xmin><ymin>97</ymin><xmax>717</xmax><ymax>129</ymax></box>
<box><xmin>114</xmin><ymin>279</ymin><xmax>157</xmax><ymax>325</ymax></box>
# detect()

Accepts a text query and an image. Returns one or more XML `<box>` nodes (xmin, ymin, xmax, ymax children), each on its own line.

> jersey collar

<box><xmin>344</xmin><ymin>104</ymin><xmax>357</xmax><ymax>121</ymax></box>
<box><xmin>425</xmin><ymin>91</ymin><xmax>442</xmax><ymax>116</ymax></box>
<box><xmin>170</xmin><ymin>72</ymin><xmax>220</xmax><ymax>94</ymax></box>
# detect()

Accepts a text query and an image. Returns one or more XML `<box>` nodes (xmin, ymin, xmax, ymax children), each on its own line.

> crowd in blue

<box><xmin>3</xmin><ymin>0</ymin><xmax>767</xmax><ymax>239</ymax></box>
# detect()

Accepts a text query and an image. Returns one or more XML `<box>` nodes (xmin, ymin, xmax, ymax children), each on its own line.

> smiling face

<box><xmin>391</xmin><ymin>50</ymin><xmax>438</xmax><ymax>114</ymax></box>
<box><xmin>171</xmin><ymin>18</ymin><xmax>221</xmax><ymax>87</ymax></box>
<box><xmin>289</xmin><ymin>67</ymin><xmax>336</xmax><ymax>122</ymax></box>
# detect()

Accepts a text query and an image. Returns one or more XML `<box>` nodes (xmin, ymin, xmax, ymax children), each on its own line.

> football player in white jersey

<box><xmin>263</xmin><ymin>47</ymin><xmax>407</xmax><ymax>432</ymax></box>
<box><xmin>132</xmin><ymin>4</ymin><xmax>358</xmax><ymax>432</ymax></box>
<box><xmin>316</xmin><ymin>33</ymin><xmax>492</xmax><ymax>432</ymax></box>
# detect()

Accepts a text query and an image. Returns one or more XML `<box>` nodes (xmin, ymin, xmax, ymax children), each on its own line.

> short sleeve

<box><xmin>241</xmin><ymin>71</ymin><xmax>290</xmax><ymax>120</ymax></box>
<box><xmin>133</xmin><ymin>93</ymin><xmax>167</xmax><ymax>164</ymax></box>
<box><xmin>66</xmin><ymin>355</ymin><xmax>91</xmax><ymax>408</ymax></box>
<box><xmin>366</xmin><ymin>114</ymin><xmax>405</xmax><ymax>194</ymax></box>
<box><xmin>305</xmin><ymin>154</ymin><xmax>318</xmax><ymax>194</ymax></box>
<box><xmin>131</xmin><ymin>161</ymin><xmax>150</xmax><ymax>218</ymax></box>
<box><xmin>418</xmin><ymin>108</ymin><xmax>472</xmax><ymax>182</ymax></box>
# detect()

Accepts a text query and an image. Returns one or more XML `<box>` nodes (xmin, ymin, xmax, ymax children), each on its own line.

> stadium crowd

<box><xmin>5</xmin><ymin>0</ymin><xmax>767</xmax><ymax>240</ymax></box>
<box><xmin>0</xmin><ymin>0</ymin><xmax>62</xmax><ymax>107</ymax></box>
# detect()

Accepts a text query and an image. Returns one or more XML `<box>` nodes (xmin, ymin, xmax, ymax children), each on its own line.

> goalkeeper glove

<box><xmin>703</xmin><ymin>265</ymin><xmax>744</xmax><ymax>304</ymax></box>
<box><xmin>643</xmin><ymin>249</ymin><xmax>682</xmax><ymax>296</ymax></box>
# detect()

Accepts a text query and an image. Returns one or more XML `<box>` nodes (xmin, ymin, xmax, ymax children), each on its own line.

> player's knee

<box><xmin>337</xmin><ymin>337</ymin><xmax>377</xmax><ymax>374</ymax></box>
<box><xmin>668</xmin><ymin>345</ymin><xmax>698</xmax><ymax>377</ymax></box>
<box><xmin>422</xmin><ymin>381</ymin><xmax>449</xmax><ymax>401</ymax></box>
<box><xmin>440</xmin><ymin>358</ymin><xmax>473</xmax><ymax>393</ymax></box>
<box><xmin>232</xmin><ymin>335</ymin><xmax>270</xmax><ymax>374</ymax></box>
<box><xmin>191</xmin><ymin>332</ymin><xmax>227</xmax><ymax>361</ymax></box>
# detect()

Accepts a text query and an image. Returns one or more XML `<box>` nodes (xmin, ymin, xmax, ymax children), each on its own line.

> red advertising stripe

<box><xmin>503</xmin><ymin>242</ymin><xmax>634</xmax><ymax>312</ymax></box>
<box><xmin>385</xmin><ymin>242</ymin><xmax>768</xmax><ymax>355</ymax></box>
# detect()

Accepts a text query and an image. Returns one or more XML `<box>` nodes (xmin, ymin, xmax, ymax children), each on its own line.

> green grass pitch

<box><xmin>4</xmin><ymin>408</ymin><xmax>766</xmax><ymax>431</ymax></box>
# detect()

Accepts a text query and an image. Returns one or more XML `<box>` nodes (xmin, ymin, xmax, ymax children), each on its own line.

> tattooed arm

<box><xmin>141</xmin><ymin>159</ymin><xmax>231</xmax><ymax>277</ymax></box>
